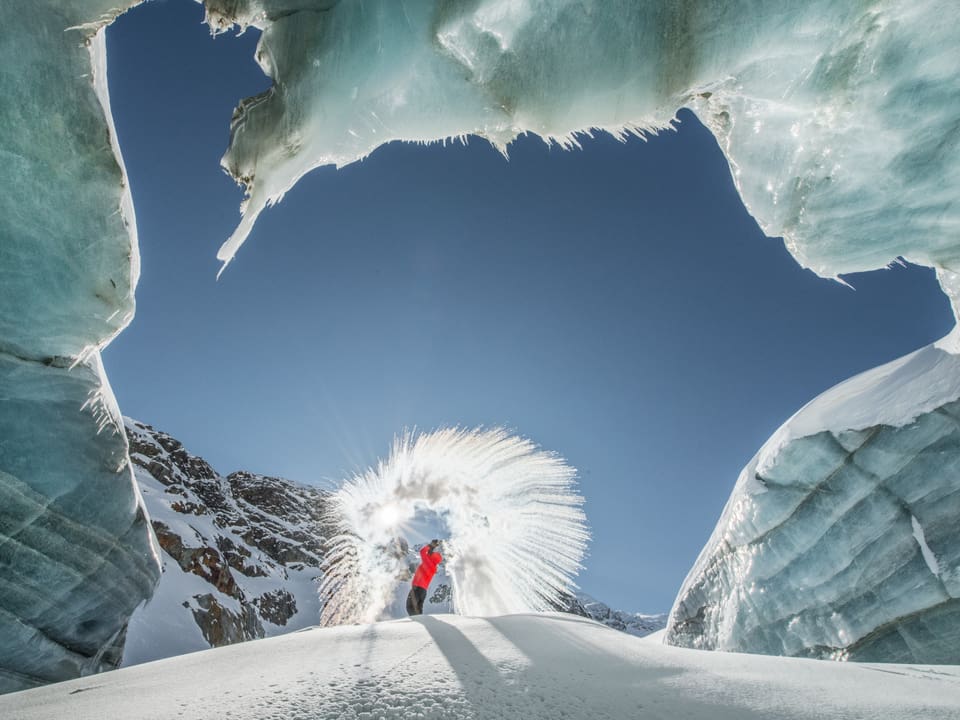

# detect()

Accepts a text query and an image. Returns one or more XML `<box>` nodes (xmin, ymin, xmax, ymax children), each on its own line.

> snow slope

<box><xmin>2</xmin><ymin>613</ymin><xmax>957</xmax><ymax>720</ymax></box>
<box><xmin>122</xmin><ymin>419</ymin><xmax>330</xmax><ymax>665</ymax></box>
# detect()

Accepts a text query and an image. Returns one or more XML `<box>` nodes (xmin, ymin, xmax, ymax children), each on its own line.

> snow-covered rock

<box><xmin>565</xmin><ymin>592</ymin><xmax>667</xmax><ymax>638</ymax></box>
<box><xmin>121</xmin><ymin>419</ymin><xmax>331</xmax><ymax>665</ymax></box>
<box><xmin>668</xmin><ymin>336</ymin><xmax>960</xmax><ymax>662</ymax></box>
<box><xmin>2</xmin><ymin>613</ymin><xmax>958</xmax><ymax>720</ymax></box>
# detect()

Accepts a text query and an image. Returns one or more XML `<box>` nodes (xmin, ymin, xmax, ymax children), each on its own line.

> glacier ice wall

<box><xmin>0</xmin><ymin>0</ymin><xmax>159</xmax><ymax>693</ymax></box>
<box><xmin>2</xmin><ymin>1</ymin><xmax>140</xmax><ymax>360</ymax></box>
<box><xmin>666</xmin><ymin>335</ymin><xmax>960</xmax><ymax>662</ymax></box>
<box><xmin>0</xmin><ymin>355</ymin><xmax>159</xmax><ymax>690</ymax></box>
<box><xmin>205</xmin><ymin>0</ymin><xmax>959</xmax><ymax>294</ymax></box>
<box><xmin>319</xmin><ymin>428</ymin><xmax>588</xmax><ymax>625</ymax></box>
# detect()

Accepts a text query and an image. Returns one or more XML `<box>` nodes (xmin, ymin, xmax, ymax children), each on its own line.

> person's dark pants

<box><xmin>406</xmin><ymin>586</ymin><xmax>427</xmax><ymax>616</ymax></box>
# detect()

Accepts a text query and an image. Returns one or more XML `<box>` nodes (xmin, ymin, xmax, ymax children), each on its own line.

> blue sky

<box><xmin>104</xmin><ymin>0</ymin><xmax>954</xmax><ymax>612</ymax></box>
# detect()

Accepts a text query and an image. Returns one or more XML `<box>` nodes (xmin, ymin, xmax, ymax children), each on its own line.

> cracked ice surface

<box><xmin>0</xmin><ymin>352</ymin><xmax>159</xmax><ymax>691</ymax></box>
<box><xmin>667</xmin><ymin>336</ymin><xmax>960</xmax><ymax>662</ymax></box>
<box><xmin>0</xmin><ymin>0</ymin><xmax>159</xmax><ymax>692</ymax></box>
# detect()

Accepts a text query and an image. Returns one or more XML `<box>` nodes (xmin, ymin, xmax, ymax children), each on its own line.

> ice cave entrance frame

<box><xmin>104</xmin><ymin>0</ymin><xmax>954</xmax><ymax>616</ymax></box>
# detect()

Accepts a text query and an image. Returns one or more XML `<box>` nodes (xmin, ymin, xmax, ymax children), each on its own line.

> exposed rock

<box><xmin>122</xmin><ymin>419</ymin><xmax>331</xmax><ymax>665</ymax></box>
<box><xmin>255</xmin><ymin>590</ymin><xmax>298</xmax><ymax>626</ymax></box>
<box><xmin>152</xmin><ymin>521</ymin><xmax>241</xmax><ymax>599</ymax></box>
<box><xmin>217</xmin><ymin>536</ymin><xmax>268</xmax><ymax>578</ymax></box>
<box><xmin>190</xmin><ymin>594</ymin><xmax>263</xmax><ymax>647</ymax></box>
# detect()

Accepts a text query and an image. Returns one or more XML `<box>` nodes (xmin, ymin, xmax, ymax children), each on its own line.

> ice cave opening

<box><xmin>3</xmin><ymin>0</ymin><xmax>959</xmax><ymax>695</ymax></box>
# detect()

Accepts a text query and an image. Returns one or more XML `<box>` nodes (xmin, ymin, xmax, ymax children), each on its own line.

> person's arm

<box><xmin>420</xmin><ymin>545</ymin><xmax>430</xmax><ymax>562</ymax></box>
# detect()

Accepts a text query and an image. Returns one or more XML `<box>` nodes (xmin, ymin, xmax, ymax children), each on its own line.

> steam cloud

<box><xmin>319</xmin><ymin>428</ymin><xmax>589</xmax><ymax>625</ymax></box>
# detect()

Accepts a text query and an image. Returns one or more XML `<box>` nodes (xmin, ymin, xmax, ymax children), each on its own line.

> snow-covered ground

<box><xmin>2</xmin><ymin>613</ymin><xmax>957</xmax><ymax>720</ymax></box>
<box><xmin>122</xmin><ymin>419</ymin><xmax>329</xmax><ymax>665</ymax></box>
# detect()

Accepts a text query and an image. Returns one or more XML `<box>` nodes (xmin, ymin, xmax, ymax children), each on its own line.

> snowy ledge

<box><xmin>758</xmin><ymin>325</ymin><xmax>960</xmax><ymax>476</ymax></box>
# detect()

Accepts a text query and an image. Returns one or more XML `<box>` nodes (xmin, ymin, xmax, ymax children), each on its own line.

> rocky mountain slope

<box><xmin>565</xmin><ymin>593</ymin><xmax>667</xmax><ymax>637</ymax></box>
<box><xmin>121</xmin><ymin>419</ymin><xmax>663</xmax><ymax>665</ymax></box>
<box><xmin>121</xmin><ymin>419</ymin><xmax>332</xmax><ymax>665</ymax></box>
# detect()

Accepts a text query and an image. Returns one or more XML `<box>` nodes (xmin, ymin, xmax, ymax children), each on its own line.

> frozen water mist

<box><xmin>319</xmin><ymin>428</ymin><xmax>588</xmax><ymax>625</ymax></box>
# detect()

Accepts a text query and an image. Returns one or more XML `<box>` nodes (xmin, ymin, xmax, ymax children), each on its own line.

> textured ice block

<box><xmin>0</xmin><ymin>0</ymin><xmax>159</xmax><ymax>693</ymax></box>
<box><xmin>0</xmin><ymin>0</ymin><xmax>139</xmax><ymax>361</ymax></box>
<box><xmin>667</xmin><ymin>339</ymin><xmax>960</xmax><ymax>662</ymax></box>
<box><xmin>0</xmin><ymin>353</ymin><xmax>158</xmax><ymax>692</ymax></box>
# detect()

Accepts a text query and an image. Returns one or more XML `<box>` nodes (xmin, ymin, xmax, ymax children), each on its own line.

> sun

<box><xmin>374</xmin><ymin>503</ymin><xmax>402</xmax><ymax>531</ymax></box>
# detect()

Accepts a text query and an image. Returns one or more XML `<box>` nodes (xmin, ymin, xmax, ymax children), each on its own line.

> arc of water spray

<box><xmin>319</xmin><ymin>427</ymin><xmax>589</xmax><ymax>625</ymax></box>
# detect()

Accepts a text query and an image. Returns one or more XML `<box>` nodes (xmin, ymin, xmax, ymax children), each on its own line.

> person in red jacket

<box><xmin>406</xmin><ymin>539</ymin><xmax>442</xmax><ymax>616</ymax></box>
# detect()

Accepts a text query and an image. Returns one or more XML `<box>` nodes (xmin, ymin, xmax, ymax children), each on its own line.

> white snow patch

<box><xmin>3</xmin><ymin>614</ymin><xmax>959</xmax><ymax>719</ymax></box>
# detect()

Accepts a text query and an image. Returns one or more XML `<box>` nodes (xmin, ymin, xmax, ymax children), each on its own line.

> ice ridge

<box><xmin>667</xmin><ymin>340</ymin><xmax>960</xmax><ymax>663</ymax></box>
<box><xmin>202</xmin><ymin>0</ymin><xmax>960</xmax><ymax>312</ymax></box>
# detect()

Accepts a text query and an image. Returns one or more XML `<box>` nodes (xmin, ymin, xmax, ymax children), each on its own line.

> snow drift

<box><xmin>2</xmin><ymin>613</ymin><xmax>957</xmax><ymax>720</ymax></box>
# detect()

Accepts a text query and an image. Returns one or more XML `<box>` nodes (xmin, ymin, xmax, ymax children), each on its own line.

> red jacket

<box><xmin>412</xmin><ymin>545</ymin><xmax>442</xmax><ymax>589</ymax></box>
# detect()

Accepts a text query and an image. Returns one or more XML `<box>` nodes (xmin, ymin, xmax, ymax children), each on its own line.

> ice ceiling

<box><xmin>1</xmin><ymin>0</ymin><xmax>958</xmax><ymax>691</ymax></box>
